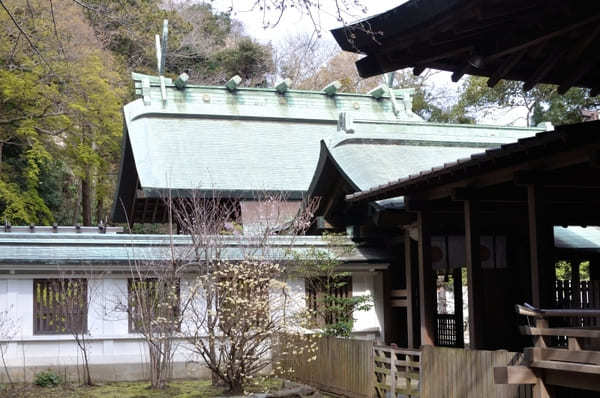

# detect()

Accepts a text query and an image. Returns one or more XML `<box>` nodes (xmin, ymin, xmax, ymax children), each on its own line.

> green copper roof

<box><xmin>113</xmin><ymin>72</ymin><xmax>547</xmax><ymax>222</ymax></box>
<box><xmin>0</xmin><ymin>232</ymin><xmax>390</xmax><ymax>268</ymax></box>
<box><xmin>308</xmin><ymin>119</ymin><xmax>546</xmax><ymax>200</ymax></box>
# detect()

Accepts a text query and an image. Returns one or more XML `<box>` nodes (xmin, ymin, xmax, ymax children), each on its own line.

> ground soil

<box><xmin>0</xmin><ymin>378</ymin><xmax>285</xmax><ymax>398</ymax></box>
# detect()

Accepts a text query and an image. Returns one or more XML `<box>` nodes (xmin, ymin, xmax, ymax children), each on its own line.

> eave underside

<box><xmin>334</xmin><ymin>0</ymin><xmax>600</xmax><ymax>93</ymax></box>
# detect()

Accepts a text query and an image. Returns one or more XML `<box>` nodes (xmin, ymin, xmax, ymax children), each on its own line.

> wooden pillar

<box><xmin>405</xmin><ymin>232</ymin><xmax>415</xmax><ymax>348</ymax></box>
<box><xmin>572</xmin><ymin>259</ymin><xmax>581</xmax><ymax>309</ymax></box>
<box><xmin>465</xmin><ymin>199</ymin><xmax>485</xmax><ymax>349</ymax></box>
<box><xmin>417</xmin><ymin>209</ymin><xmax>436</xmax><ymax>346</ymax></box>
<box><xmin>453</xmin><ymin>267</ymin><xmax>464</xmax><ymax>348</ymax></box>
<box><xmin>527</xmin><ymin>185</ymin><xmax>556</xmax><ymax>308</ymax></box>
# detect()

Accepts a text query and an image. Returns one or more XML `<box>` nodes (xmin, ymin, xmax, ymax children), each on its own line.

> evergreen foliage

<box><xmin>0</xmin><ymin>0</ymin><xmax>273</xmax><ymax>225</ymax></box>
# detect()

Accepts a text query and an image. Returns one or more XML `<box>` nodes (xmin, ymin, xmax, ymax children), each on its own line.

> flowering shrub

<box><xmin>186</xmin><ymin>260</ymin><xmax>318</xmax><ymax>393</ymax></box>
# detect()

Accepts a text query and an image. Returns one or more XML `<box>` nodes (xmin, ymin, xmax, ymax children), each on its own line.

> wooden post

<box><xmin>528</xmin><ymin>185</ymin><xmax>556</xmax><ymax>308</ymax></box>
<box><xmin>465</xmin><ymin>199</ymin><xmax>485</xmax><ymax>349</ymax></box>
<box><xmin>405</xmin><ymin>232</ymin><xmax>415</xmax><ymax>348</ymax></box>
<box><xmin>572</xmin><ymin>259</ymin><xmax>581</xmax><ymax>309</ymax></box>
<box><xmin>417</xmin><ymin>209</ymin><xmax>436</xmax><ymax>346</ymax></box>
<box><xmin>453</xmin><ymin>267</ymin><xmax>464</xmax><ymax>347</ymax></box>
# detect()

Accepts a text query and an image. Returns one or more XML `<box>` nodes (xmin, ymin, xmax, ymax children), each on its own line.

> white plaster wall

<box><xmin>0</xmin><ymin>278</ymin><xmax>199</xmax><ymax>369</ymax></box>
<box><xmin>0</xmin><ymin>272</ymin><xmax>386</xmax><ymax>370</ymax></box>
<box><xmin>351</xmin><ymin>272</ymin><xmax>384</xmax><ymax>340</ymax></box>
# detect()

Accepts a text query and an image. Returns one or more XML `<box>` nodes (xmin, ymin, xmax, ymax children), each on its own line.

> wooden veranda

<box><xmin>346</xmin><ymin>121</ymin><xmax>600</xmax><ymax>396</ymax></box>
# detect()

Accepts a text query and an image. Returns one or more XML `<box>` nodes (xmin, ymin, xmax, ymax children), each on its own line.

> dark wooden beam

<box><xmin>413</xmin><ymin>66</ymin><xmax>425</xmax><ymax>76</ymax></box>
<box><xmin>487</xmin><ymin>49</ymin><xmax>527</xmax><ymax>87</ymax></box>
<box><xmin>464</xmin><ymin>199</ymin><xmax>485</xmax><ymax>349</ymax></box>
<box><xmin>486</xmin><ymin>12</ymin><xmax>600</xmax><ymax>61</ymax></box>
<box><xmin>523</xmin><ymin>46</ymin><xmax>567</xmax><ymax>91</ymax></box>
<box><xmin>387</xmin><ymin>44</ymin><xmax>475</xmax><ymax>70</ymax></box>
<box><xmin>451</xmin><ymin>64</ymin><xmax>470</xmax><ymax>82</ymax></box>
<box><xmin>566</xmin><ymin>24</ymin><xmax>600</xmax><ymax>63</ymax></box>
<box><xmin>417</xmin><ymin>209</ymin><xmax>435</xmax><ymax>346</ymax></box>
<box><xmin>558</xmin><ymin>54</ymin><xmax>600</xmax><ymax>94</ymax></box>
<box><xmin>514</xmin><ymin>170</ymin><xmax>600</xmax><ymax>188</ymax></box>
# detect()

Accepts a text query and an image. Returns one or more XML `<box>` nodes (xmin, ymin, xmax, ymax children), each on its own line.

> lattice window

<box><xmin>128</xmin><ymin>279</ymin><xmax>181</xmax><ymax>333</ymax></box>
<box><xmin>34</xmin><ymin>279</ymin><xmax>87</xmax><ymax>335</ymax></box>
<box><xmin>306</xmin><ymin>276</ymin><xmax>352</xmax><ymax>326</ymax></box>
<box><xmin>435</xmin><ymin>314</ymin><xmax>458</xmax><ymax>347</ymax></box>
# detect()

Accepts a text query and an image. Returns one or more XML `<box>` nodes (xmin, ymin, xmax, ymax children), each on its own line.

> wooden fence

<box><xmin>420</xmin><ymin>346</ymin><xmax>532</xmax><ymax>398</ymax></box>
<box><xmin>374</xmin><ymin>345</ymin><xmax>421</xmax><ymax>397</ymax></box>
<box><xmin>555</xmin><ymin>280</ymin><xmax>600</xmax><ymax>327</ymax></box>
<box><xmin>277</xmin><ymin>335</ymin><xmax>374</xmax><ymax>398</ymax></box>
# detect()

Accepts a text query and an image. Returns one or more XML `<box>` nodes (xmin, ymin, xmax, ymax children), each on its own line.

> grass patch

<box><xmin>0</xmin><ymin>377</ymin><xmax>285</xmax><ymax>398</ymax></box>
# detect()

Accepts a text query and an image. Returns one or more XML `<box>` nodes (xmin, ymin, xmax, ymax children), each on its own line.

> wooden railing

<box><xmin>373</xmin><ymin>345</ymin><xmax>421</xmax><ymax>397</ymax></box>
<box><xmin>555</xmin><ymin>280</ymin><xmax>600</xmax><ymax>327</ymax></box>
<box><xmin>494</xmin><ymin>304</ymin><xmax>600</xmax><ymax>396</ymax></box>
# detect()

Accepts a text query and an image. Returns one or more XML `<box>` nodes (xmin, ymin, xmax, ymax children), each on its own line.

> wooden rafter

<box><xmin>523</xmin><ymin>46</ymin><xmax>569</xmax><ymax>91</ymax></box>
<box><xmin>487</xmin><ymin>49</ymin><xmax>527</xmax><ymax>87</ymax></box>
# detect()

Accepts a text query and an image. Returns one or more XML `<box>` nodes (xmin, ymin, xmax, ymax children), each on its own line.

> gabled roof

<box><xmin>308</xmin><ymin>118</ymin><xmax>545</xmax><ymax>221</ymax></box>
<box><xmin>112</xmin><ymin>73</ymin><xmax>545</xmax><ymax>224</ymax></box>
<box><xmin>112</xmin><ymin>74</ymin><xmax>419</xmax><ymax>223</ymax></box>
<box><xmin>332</xmin><ymin>0</ymin><xmax>600</xmax><ymax>93</ymax></box>
<box><xmin>346</xmin><ymin>120</ymin><xmax>600</xmax><ymax>204</ymax></box>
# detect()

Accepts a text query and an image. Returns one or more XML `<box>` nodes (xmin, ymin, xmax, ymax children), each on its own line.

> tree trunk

<box><xmin>96</xmin><ymin>196</ymin><xmax>104</xmax><ymax>225</ymax></box>
<box><xmin>72</xmin><ymin>182</ymin><xmax>81</xmax><ymax>225</ymax></box>
<box><xmin>81</xmin><ymin>172</ymin><xmax>92</xmax><ymax>226</ymax></box>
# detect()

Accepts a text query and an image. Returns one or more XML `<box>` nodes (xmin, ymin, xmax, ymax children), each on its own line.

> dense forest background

<box><xmin>1</xmin><ymin>0</ymin><xmax>598</xmax><ymax>226</ymax></box>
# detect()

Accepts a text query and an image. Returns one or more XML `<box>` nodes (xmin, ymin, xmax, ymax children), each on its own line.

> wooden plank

<box><xmin>494</xmin><ymin>366</ymin><xmax>537</xmax><ymax>384</ymax></box>
<box><xmin>417</xmin><ymin>209</ymin><xmax>435</xmax><ymax>346</ymax></box>
<box><xmin>391</xmin><ymin>299</ymin><xmax>408</xmax><ymax>307</ymax></box>
<box><xmin>540</xmin><ymin>347</ymin><xmax>600</xmax><ymax>365</ymax></box>
<box><xmin>465</xmin><ymin>199</ymin><xmax>485</xmax><ymax>348</ymax></box>
<box><xmin>531</xmin><ymin>359</ymin><xmax>600</xmax><ymax>375</ymax></box>
<box><xmin>520</xmin><ymin>326</ymin><xmax>600</xmax><ymax>338</ymax></box>
<box><xmin>516</xmin><ymin>304</ymin><xmax>600</xmax><ymax>318</ymax></box>
<box><xmin>391</xmin><ymin>289</ymin><xmax>408</xmax><ymax>297</ymax></box>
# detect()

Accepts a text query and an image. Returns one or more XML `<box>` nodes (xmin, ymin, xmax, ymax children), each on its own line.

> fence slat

<box><xmin>419</xmin><ymin>346</ymin><xmax>531</xmax><ymax>398</ymax></box>
<box><xmin>276</xmin><ymin>336</ymin><xmax>375</xmax><ymax>398</ymax></box>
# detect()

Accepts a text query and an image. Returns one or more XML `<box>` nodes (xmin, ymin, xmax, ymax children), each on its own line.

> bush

<box><xmin>34</xmin><ymin>370</ymin><xmax>62</xmax><ymax>387</ymax></box>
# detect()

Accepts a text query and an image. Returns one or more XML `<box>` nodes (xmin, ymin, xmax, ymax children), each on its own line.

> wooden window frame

<box><xmin>33</xmin><ymin>279</ymin><xmax>88</xmax><ymax>335</ymax></box>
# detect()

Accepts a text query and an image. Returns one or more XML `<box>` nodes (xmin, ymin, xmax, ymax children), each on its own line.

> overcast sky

<box><xmin>208</xmin><ymin>0</ymin><xmax>529</xmax><ymax>126</ymax></box>
<box><xmin>210</xmin><ymin>1</ymin><xmax>408</xmax><ymax>43</ymax></box>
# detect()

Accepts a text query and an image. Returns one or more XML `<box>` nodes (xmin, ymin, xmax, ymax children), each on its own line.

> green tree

<box><xmin>458</xmin><ymin>77</ymin><xmax>600</xmax><ymax>126</ymax></box>
<box><xmin>0</xmin><ymin>0</ymin><xmax>124</xmax><ymax>225</ymax></box>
